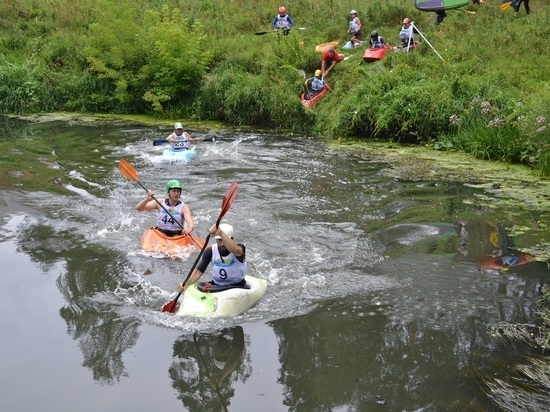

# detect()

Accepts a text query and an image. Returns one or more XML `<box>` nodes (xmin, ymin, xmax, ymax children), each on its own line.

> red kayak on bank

<box><xmin>300</xmin><ymin>84</ymin><xmax>329</xmax><ymax>108</ymax></box>
<box><xmin>363</xmin><ymin>47</ymin><xmax>387</xmax><ymax>62</ymax></box>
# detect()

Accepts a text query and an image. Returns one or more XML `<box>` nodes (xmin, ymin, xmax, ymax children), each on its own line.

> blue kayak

<box><xmin>162</xmin><ymin>146</ymin><xmax>196</xmax><ymax>162</ymax></box>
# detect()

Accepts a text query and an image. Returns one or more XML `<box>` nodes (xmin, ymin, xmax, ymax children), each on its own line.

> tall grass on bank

<box><xmin>0</xmin><ymin>0</ymin><xmax>549</xmax><ymax>173</ymax></box>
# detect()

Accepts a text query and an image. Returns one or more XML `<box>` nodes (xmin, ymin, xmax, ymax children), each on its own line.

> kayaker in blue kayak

<box><xmin>135</xmin><ymin>179</ymin><xmax>195</xmax><ymax>237</ymax></box>
<box><xmin>368</xmin><ymin>31</ymin><xmax>385</xmax><ymax>49</ymax></box>
<box><xmin>166</xmin><ymin>122</ymin><xmax>200</xmax><ymax>151</ymax></box>
<box><xmin>178</xmin><ymin>223</ymin><xmax>248</xmax><ymax>292</ymax></box>
<box><xmin>304</xmin><ymin>69</ymin><xmax>330</xmax><ymax>100</ymax></box>
<box><xmin>271</xmin><ymin>6</ymin><xmax>293</xmax><ymax>35</ymax></box>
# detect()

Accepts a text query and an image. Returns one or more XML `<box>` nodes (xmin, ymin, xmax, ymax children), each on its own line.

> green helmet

<box><xmin>166</xmin><ymin>180</ymin><xmax>183</xmax><ymax>192</ymax></box>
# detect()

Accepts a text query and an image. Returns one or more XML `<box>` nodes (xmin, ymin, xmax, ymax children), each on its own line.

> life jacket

<box><xmin>273</xmin><ymin>14</ymin><xmax>291</xmax><ymax>29</ymax></box>
<box><xmin>211</xmin><ymin>244</ymin><xmax>247</xmax><ymax>286</ymax></box>
<box><xmin>369</xmin><ymin>36</ymin><xmax>384</xmax><ymax>49</ymax></box>
<box><xmin>311</xmin><ymin>77</ymin><xmax>325</xmax><ymax>91</ymax></box>
<box><xmin>169</xmin><ymin>133</ymin><xmax>190</xmax><ymax>150</ymax></box>
<box><xmin>156</xmin><ymin>199</ymin><xmax>185</xmax><ymax>232</ymax></box>
<box><xmin>349</xmin><ymin>18</ymin><xmax>360</xmax><ymax>33</ymax></box>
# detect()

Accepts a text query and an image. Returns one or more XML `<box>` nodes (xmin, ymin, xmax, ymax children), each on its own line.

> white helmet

<box><xmin>174</xmin><ymin>122</ymin><xmax>183</xmax><ymax>129</ymax></box>
<box><xmin>215</xmin><ymin>223</ymin><xmax>234</xmax><ymax>239</ymax></box>
<box><xmin>350</xmin><ymin>10</ymin><xmax>357</xmax><ymax>15</ymax></box>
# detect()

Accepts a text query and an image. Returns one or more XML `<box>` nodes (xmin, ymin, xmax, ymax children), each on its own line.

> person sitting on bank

<box><xmin>399</xmin><ymin>18</ymin><xmax>420</xmax><ymax>49</ymax></box>
<box><xmin>271</xmin><ymin>6</ymin><xmax>293</xmax><ymax>35</ymax></box>
<box><xmin>321</xmin><ymin>46</ymin><xmax>345</xmax><ymax>78</ymax></box>
<box><xmin>166</xmin><ymin>122</ymin><xmax>200</xmax><ymax>151</ymax></box>
<box><xmin>178</xmin><ymin>223</ymin><xmax>248</xmax><ymax>293</ymax></box>
<box><xmin>304</xmin><ymin>69</ymin><xmax>331</xmax><ymax>99</ymax></box>
<box><xmin>368</xmin><ymin>31</ymin><xmax>385</xmax><ymax>49</ymax></box>
<box><xmin>135</xmin><ymin>180</ymin><xmax>195</xmax><ymax>237</ymax></box>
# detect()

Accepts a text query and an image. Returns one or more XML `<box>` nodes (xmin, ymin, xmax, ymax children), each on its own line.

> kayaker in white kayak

<box><xmin>166</xmin><ymin>122</ymin><xmax>200</xmax><ymax>151</ymax></box>
<box><xmin>178</xmin><ymin>223</ymin><xmax>248</xmax><ymax>292</ymax></box>
<box><xmin>135</xmin><ymin>179</ymin><xmax>195</xmax><ymax>237</ymax></box>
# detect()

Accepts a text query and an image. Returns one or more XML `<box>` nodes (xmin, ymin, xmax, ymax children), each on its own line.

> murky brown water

<box><xmin>1</xmin><ymin>116</ymin><xmax>548</xmax><ymax>411</ymax></box>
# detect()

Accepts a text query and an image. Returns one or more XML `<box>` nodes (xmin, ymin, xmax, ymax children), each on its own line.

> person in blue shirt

<box><xmin>272</xmin><ymin>6</ymin><xmax>293</xmax><ymax>35</ymax></box>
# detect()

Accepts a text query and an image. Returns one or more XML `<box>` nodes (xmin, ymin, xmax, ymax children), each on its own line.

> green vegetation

<box><xmin>0</xmin><ymin>0</ymin><xmax>549</xmax><ymax>174</ymax></box>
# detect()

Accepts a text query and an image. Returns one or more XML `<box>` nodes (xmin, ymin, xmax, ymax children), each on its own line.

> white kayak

<box><xmin>162</xmin><ymin>146</ymin><xmax>196</xmax><ymax>162</ymax></box>
<box><xmin>175</xmin><ymin>275</ymin><xmax>267</xmax><ymax>317</ymax></box>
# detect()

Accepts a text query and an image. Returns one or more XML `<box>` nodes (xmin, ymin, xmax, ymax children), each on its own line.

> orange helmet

<box><xmin>279</xmin><ymin>6</ymin><xmax>286</xmax><ymax>14</ymax></box>
<box><xmin>403</xmin><ymin>18</ymin><xmax>410</xmax><ymax>24</ymax></box>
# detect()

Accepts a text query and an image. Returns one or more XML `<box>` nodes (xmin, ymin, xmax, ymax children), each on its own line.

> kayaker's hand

<box><xmin>177</xmin><ymin>283</ymin><xmax>185</xmax><ymax>293</ymax></box>
<box><xmin>146</xmin><ymin>190</ymin><xmax>154</xmax><ymax>200</ymax></box>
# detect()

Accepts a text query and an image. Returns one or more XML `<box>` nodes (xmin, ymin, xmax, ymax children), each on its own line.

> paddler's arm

<box><xmin>135</xmin><ymin>190</ymin><xmax>158</xmax><ymax>211</ymax></box>
<box><xmin>184</xmin><ymin>131</ymin><xmax>201</xmax><ymax>143</ymax></box>
<box><xmin>180</xmin><ymin>203</ymin><xmax>195</xmax><ymax>235</ymax></box>
<box><xmin>177</xmin><ymin>247</ymin><xmax>212</xmax><ymax>292</ymax></box>
<box><xmin>177</xmin><ymin>268</ymin><xmax>203</xmax><ymax>293</ymax></box>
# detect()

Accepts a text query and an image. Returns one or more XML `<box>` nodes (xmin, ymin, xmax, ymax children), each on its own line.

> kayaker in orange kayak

<box><xmin>135</xmin><ymin>179</ymin><xmax>195</xmax><ymax>237</ymax></box>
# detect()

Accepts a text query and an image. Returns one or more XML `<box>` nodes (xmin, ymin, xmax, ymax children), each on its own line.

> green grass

<box><xmin>0</xmin><ymin>0</ymin><xmax>549</xmax><ymax>174</ymax></box>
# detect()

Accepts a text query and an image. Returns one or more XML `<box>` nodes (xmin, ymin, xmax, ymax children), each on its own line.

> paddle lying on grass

<box><xmin>153</xmin><ymin>134</ymin><xmax>217</xmax><ymax>146</ymax></box>
<box><xmin>499</xmin><ymin>1</ymin><xmax>513</xmax><ymax>11</ymax></box>
<box><xmin>161</xmin><ymin>179</ymin><xmax>239</xmax><ymax>313</ymax></box>
<box><xmin>459</xmin><ymin>8</ymin><xmax>477</xmax><ymax>14</ymax></box>
<box><xmin>254</xmin><ymin>27</ymin><xmax>307</xmax><ymax>35</ymax></box>
<box><xmin>117</xmin><ymin>158</ymin><xmax>203</xmax><ymax>249</ymax></box>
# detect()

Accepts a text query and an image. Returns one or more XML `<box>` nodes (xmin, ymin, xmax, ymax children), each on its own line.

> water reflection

<box><xmin>170</xmin><ymin>327</ymin><xmax>248</xmax><ymax>411</ymax></box>
<box><xmin>17</xmin><ymin>216</ymin><xmax>141</xmax><ymax>384</ymax></box>
<box><xmin>474</xmin><ymin>221</ymin><xmax>535</xmax><ymax>272</ymax></box>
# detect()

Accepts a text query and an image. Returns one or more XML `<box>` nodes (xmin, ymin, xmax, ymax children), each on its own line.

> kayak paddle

<box><xmin>255</xmin><ymin>27</ymin><xmax>307</xmax><ymax>35</ymax></box>
<box><xmin>162</xmin><ymin>179</ymin><xmax>239</xmax><ymax>313</ymax></box>
<box><xmin>499</xmin><ymin>1</ymin><xmax>512</xmax><ymax>11</ymax></box>
<box><xmin>153</xmin><ymin>134</ymin><xmax>217</xmax><ymax>146</ymax></box>
<box><xmin>117</xmin><ymin>158</ymin><xmax>203</xmax><ymax>249</ymax></box>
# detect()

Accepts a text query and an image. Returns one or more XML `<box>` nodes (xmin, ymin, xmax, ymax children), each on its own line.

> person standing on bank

<box><xmin>135</xmin><ymin>180</ymin><xmax>195</xmax><ymax>237</ymax></box>
<box><xmin>347</xmin><ymin>10</ymin><xmax>362</xmax><ymax>48</ymax></box>
<box><xmin>512</xmin><ymin>0</ymin><xmax>530</xmax><ymax>16</ymax></box>
<box><xmin>177</xmin><ymin>223</ymin><xmax>247</xmax><ymax>292</ymax></box>
<box><xmin>166</xmin><ymin>122</ymin><xmax>200</xmax><ymax>151</ymax></box>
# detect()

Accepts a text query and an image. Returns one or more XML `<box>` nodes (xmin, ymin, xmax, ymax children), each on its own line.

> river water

<box><xmin>1</xmin><ymin>116</ymin><xmax>549</xmax><ymax>411</ymax></box>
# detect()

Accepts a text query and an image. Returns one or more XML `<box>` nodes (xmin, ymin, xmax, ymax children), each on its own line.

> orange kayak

<box><xmin>315</xmin><ymin>40</ymin><xmax>339</xmax><ymax>53</ymax></box>
<box><xmin>140</xmin><ymin>228</ymin><xmax>205</xmax><ymax>256</ymax></box>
